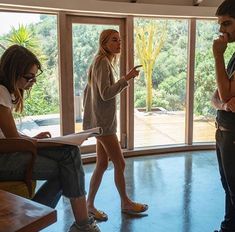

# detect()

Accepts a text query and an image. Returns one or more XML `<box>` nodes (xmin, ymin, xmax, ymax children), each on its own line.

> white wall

<box><xmin>0</xmin><ymin>0</ymin><xmax>222</xmax><ymax>18</ymax></box>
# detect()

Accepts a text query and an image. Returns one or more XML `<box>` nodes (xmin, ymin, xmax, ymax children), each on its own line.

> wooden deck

<box><xmin>133</xmin><ymin>110</ymin><xmax>215</xmax><ymax>147</ymax></box>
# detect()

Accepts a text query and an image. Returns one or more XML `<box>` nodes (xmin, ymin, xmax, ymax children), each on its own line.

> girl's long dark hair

<box><xmin>0</xmin><ymin>45</ymin><xmax>42</xmax><ymax>112</ymax></box>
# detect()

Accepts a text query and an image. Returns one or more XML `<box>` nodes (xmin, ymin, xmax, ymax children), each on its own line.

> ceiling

<box><xmin>99</xmin><ymin>0</ymin><xmax>222</xmax><ymax>7</ymax></box>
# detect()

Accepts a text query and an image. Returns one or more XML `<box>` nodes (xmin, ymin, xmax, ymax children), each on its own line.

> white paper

<box><xmin>37</xmin><ymin>127</ymin><xmax>102</xmax><ymax>146</ymax></box>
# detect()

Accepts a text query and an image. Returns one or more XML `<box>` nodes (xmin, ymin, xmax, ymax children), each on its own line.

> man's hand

<box><xmin>226</xmin><ymin>97</ymin><xmax>235</xmax><ymax>112</ymax></box>
<box><xmin>213</xmin><ymin>33</ymin><xmax>228</xmax><ymax>57</ymax></box>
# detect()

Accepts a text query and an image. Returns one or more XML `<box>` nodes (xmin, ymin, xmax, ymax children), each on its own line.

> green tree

<box><xmin>6</xmin><ymin>24</ymin><xmax>40</xmax><ymax>55</ymax></box>
<box><xmin>0</xmin><ymin>22</ymin><xmax>59</xmax><ymax>116</ymax></box>
<box><xmin>135</xmin><ymin>19</ymin><xmax>167</xmax><ymax>112</ymax></box>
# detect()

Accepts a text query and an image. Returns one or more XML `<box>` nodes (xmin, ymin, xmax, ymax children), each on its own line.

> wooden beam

<box><xmin>185</xmin><ymin>18</ymin><xmax>196</xmax><ymax>145</ymax></box>
<box><xmin>193</xmin><ymin>0</ymin><xmax>203</xmax><ymax>6</ymax></box>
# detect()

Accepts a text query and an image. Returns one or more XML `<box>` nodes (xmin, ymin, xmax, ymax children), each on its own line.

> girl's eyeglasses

<box><xmin>22</xmin><ymin>70</ymin><xmax>43</xmax><ymax>82</ymax></box>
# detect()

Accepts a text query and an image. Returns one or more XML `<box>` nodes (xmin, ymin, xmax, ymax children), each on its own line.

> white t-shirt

<box><xmin>0</xmin><ymin>85</ymin><xmax>14</xmax><ymax>138</ymax></box>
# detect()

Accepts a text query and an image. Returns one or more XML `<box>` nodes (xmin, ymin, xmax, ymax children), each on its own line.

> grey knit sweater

<box><xmin>83</xmin><ymin>57</ymin><xmax>128</xmax><ymax>135</ymax></box>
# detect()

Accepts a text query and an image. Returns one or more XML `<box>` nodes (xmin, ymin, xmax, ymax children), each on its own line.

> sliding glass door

<box><xmin>61</xmin><ymin>16</ymin><xmax>126</xmax><ymax>151</ymax></box>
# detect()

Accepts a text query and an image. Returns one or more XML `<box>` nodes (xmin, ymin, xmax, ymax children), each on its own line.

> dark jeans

<box><xmin>0</xmin><ymin>145</ymin><xmax>86</xmax><ymax>208</ymax></box>
<box><xmin>216</xmin><ymin>129</ymin><xmax>235</xmax><ymax>232</ymax></box>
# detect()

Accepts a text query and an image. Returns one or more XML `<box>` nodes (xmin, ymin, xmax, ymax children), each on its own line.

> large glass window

<box><xmin>134</xmin><ymin>18</ymin><xmax>188</xmax><ymax>147</ymax></box>
<box><xmin>193</xmin><ymin>20</ymin><xmax>235</xmax><ymax>143</ymax></box>
<box><xmin>1</xmin><ymin>12</ymin><xmax>229</xmax><ymax>147</ymax></box>
<box><xmin>0</xmin><ymin>12</ymin><xmax>60</xmax><ymax>137</ymax></box>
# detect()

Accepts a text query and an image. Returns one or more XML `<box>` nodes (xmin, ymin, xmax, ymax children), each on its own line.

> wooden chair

<box><xmin>0</xmin><ymin>138</ymin><xmax>37</xmax><ymax>198</ymax></box>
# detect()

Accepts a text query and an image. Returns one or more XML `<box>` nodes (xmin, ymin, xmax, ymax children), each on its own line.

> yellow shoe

<box><xmin>88</xmin><ymin>209</ymin><xmax>108</xmax><ymax>222</ymax></box>
<box><xmin>122</xmin><ymin>202</ymin><xmax>148</xmax><ymax>215</ymax></box>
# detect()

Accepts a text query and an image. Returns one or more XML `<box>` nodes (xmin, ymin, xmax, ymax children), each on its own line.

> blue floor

<box><xmin>42</xmin><ymin>150</ymin><xmax>224</xmax><ymax>232</ymax></box>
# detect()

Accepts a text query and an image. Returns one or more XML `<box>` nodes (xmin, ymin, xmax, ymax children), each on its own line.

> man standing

<box><xmin>211</xmin><ymin>0</ymin><xmax>235</xmax><ymax>232</ymax></box>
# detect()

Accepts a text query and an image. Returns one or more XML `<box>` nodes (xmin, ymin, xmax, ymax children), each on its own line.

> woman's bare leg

<box><xmin>87</xmin><ymin>140</ymin><xmax>109</xmax><ymax>211</ymax></box>
<box><xmin>97</xmin><ymin>134</ymin><xmax>133</xmax><ymax>207</ymax></box>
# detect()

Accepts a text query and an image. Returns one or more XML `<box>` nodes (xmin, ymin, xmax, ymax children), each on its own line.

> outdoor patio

<box><xmin>133</xmin><ymin>110</ymin><xmax>216</xmax><ymax>147</ymax></box>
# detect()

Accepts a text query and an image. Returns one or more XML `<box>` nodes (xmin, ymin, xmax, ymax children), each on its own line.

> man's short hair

<box><xmin>216</xmin><ymin>0</ymin><xmax>235</xmax><ymax>19</ymax></box>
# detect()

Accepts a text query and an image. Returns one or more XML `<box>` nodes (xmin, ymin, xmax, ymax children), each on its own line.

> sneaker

<box><xmin>68</xmin><ymin>217</ymin><xmax>101</xmax><ymax>232</ymax></box>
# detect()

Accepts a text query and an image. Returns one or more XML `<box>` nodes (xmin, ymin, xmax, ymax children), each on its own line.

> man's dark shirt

<box><xmin>217</xmin><ymin>52</ymin><xmax>235</xmax><ymax>128</ymax></box>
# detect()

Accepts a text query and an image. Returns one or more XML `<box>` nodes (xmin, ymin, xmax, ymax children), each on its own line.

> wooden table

<box><xmin>0</xmin><ymin>190</ymin><xmax>57</xmax><ymax>232</ymax></box>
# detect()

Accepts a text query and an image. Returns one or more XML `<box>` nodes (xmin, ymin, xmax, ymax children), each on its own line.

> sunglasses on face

<box><xmin>22</xmin><ymin>70</ymin><xmax>43</xmax><ymax>82</ymax></box>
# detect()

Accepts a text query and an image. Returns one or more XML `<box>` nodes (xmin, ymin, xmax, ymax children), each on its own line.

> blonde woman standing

<box><xmin>83</xmin><ymin>29</ymin><xmax>148</xmax><ymax>221</ymax></box>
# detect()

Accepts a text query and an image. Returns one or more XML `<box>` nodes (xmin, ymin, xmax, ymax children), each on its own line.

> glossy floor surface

<box><xmin>41</xmin><ymin>150</ymin><xmax>224</xmax><ymax>232</ymax></box>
